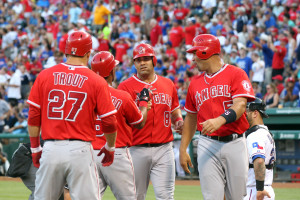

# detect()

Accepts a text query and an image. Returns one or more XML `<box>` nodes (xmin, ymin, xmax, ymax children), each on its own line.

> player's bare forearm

<box><xmin>134</xmin><ymin>106</ymin><xmax>148</xmax><ymax>129</ymax></box>
<box><xmin>28</xmin><ymin>125</ymin><xmax>41</xmax><ymax>137</ymax></box>
<box><xmin>104</xmin><ymin>132</ymin><xmax>117</xmax><ymax>148</ymax></box>
<box><xmin>180</xmin><ymin>113</ymin><xmax>197</xmax><ymax>152</ymax></box>
<box><xmin>171</xmin><ymin>108</ymin><xmax>183</xmax><ymax>124</ymax></box>
<box><xmin>254</xmin><ymin>157</ymin><xmax>266</xmax><ymax>181</ymax></box>
<box><xmin>229</xmin><ymin>97</ymin><xmax>247</xmax><ymax>120</ymax></box>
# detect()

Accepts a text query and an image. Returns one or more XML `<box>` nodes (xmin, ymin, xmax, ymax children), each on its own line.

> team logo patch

<box><xmin>242</xmin><ymin>80</ymin><xmax>251</xmax><ymax>92</ymax></box>
<box><xmin>252</xmin><ymin>142</ymin><xmax>263</xmax><ymax>150</ymax></box>
<box><xmin>138</xmin><ymin>46</ymin><xmax>145</xmax><ymax>54</ymax></box>
<box><xmin>71</xmin><ymin>47</ymin><xmax>77</xmax><ymax>55</ymax></box>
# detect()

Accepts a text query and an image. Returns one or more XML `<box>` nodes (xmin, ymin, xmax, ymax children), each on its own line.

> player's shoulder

<box><xmin>247</xmin><ymin>126</ymin><xmax>270</xmax><ymax>141</ymax></box>
<box><xmin>189</xmin><ymin>74</ymin><xmax>203</xmax><ymax>85</ymax></box>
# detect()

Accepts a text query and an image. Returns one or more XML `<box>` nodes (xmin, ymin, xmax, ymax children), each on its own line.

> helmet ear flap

<box><xmin>152</xmin><ymin>56</ymin><xmax>157</xmax><ymax>66</ymax></box>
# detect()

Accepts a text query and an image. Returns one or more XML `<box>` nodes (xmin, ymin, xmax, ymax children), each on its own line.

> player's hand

<box><xmin>32</xmin><ymin>150</ymin><xmax>42</xmax><ymax>168</ymax></box>
<box><xmin>147</xmin><ymin>100</ymin><xmax>152</xmax><ymax>110</ymax></box>
<box><xmin>256</xmin><ymin>190</ymin><xmax>271</xmax><ymax>200</ymax></box>
<box><xmin>98</xmin><ymin>143</ymin><xmax>115</xmax><ymax>167</ymax></box>
<box><xmin>200</xmin><ymin>117</ymin><xmax>225</xmax><ymax>135</ymax></box>
<box><xmin>174</xmin><ymin>120</ymin><xmax>184</xmax><ymax>134</ymax></box>
<box><xmin>139</xmin><ymin>87</ymin><xmax>150</xmax><ymax>102</ymax></box>
<box><xmin>179</xmin><ymin>150</ymin><xmax>193</xmax><ymax>174</ymax></box>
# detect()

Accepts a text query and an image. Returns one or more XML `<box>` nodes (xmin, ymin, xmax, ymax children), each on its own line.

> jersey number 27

<box><xmin>48</xmin><ymin>89</ymin><xmax>87</xmax><ymax>121</ymax></box>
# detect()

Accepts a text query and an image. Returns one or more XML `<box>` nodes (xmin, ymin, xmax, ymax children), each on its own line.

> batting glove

<box><xmin>31</xmin><ymin>146</ymin><xmax>42</xmax><ymax>168</ymax></box>
<box><xmin>139</xmin><ymin>87</ymin><xmax>150</xmax><ymax>102</ymax></box>
<box><xmin>98</xmin><ymin>143</ymin><xmax>115</xmax><ymax>167</ymax></box>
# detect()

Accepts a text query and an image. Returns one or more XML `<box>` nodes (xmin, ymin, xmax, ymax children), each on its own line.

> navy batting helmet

<box><xmin>247</xmin><ymin>97</ymin><xmax>269</xmax><ymax>118</ymax></box>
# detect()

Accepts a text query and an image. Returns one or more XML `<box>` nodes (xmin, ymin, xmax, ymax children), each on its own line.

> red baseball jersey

<box><xmin>184</xmin><ymin>64</ymin><xmax>255</xmax><ymax>137</ymax></box>
<box><xmin>92</xmin><ymin>87</ymin><xmax>143</xmax><ymax>149</ymax></box>
<box><xmin>118</xmin><ymin>74</ymin><xmax>180</xmax><ymax>145</ymax></box>
<box><xmin>27</xmin><ymin>63</ymin><xmax>116</xmax><ymax>141</ymax></box>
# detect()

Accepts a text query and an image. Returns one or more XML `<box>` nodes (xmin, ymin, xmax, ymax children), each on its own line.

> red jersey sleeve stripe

<box><xmin>27</xmin><ymin>100</ymin><xmax>41</xmax><ymax>108</ymax></box>
<box><xmin>184</xmin><ymin>107</ymin><xmax>197</xmax><ymax>113</ymax></box>
<box><xmin>232</xmin><ymin>94</ymin><xmax>256</xmax><ymax>100</ymax></box>
<box><xmin>98</xmin><ymin>109</ymin><xmax>117</xmax><ymax>119</ymax></box>
<box><xmin>171</xmin><ymin>105</ymin><xmax>180</xmax><ymax>113</ymax></box>
<box><xmin>129</xmin><ymin>115</ymin><xmax>143</xmax><ymax>125</ymax></box>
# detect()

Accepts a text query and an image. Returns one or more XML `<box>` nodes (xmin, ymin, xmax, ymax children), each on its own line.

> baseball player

<box><xmin>118</xmin><ymin>43</ymin><xmax>184</xmax><ymax>200</ymax></box>
<box><xmin>27</xmin><ymin>31</ymin><xmax>117</xmax><ymax>200</ymax></box>
<box><xmin>244</xmin><ymin>98</ymin><xmax>276</xmax><ymax>200</ymax></box>
<box><xmin>90</xmin><ymin>51</ymin><xmax>150</xmax><ymax>200</ymax></box>
<box><xmin>180</xmin><ymin>34</ymin><xmax>255</xmax><ymax>200</ymax></box>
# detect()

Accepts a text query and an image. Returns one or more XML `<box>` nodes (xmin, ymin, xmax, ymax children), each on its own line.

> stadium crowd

<box><xmin>0</xmin><ymin>0</ymin><xmax>300</xmax><ymax>175</ymax></box>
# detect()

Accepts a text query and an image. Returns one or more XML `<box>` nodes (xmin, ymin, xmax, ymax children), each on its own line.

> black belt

<box><xmin>45</xmin><ymin>139</ymin><xmax>85</xmax><ymax>142</ymax></box>
<box><xmin>135</xmin><ymin>143</ymin><xmax>166</xmax><ymax>147</ymax></box>
<box><xmin>249</xmin><ymin>163</ymin><xmax>274</xmax><ymax>170</ymax></box>
<box><xmin>203</xmin><ymin>133</ymin><xmax>243</xmax><ymax>142</ymax></box>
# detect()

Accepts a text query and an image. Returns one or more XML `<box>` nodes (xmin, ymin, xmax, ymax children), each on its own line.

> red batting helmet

<box><xmin>91</xmin><ymin>51</ymin><xmax>119</xmax><ymax>77</ymax></box>
<box><xmin>65</xmin><ymin>31</ymin><xmax>92</xmax><ymax>56</ymax></box>
<box><xmin>133</xmin><ymin>43</ymin><xmax>157</xmax><ymax>66</ymax></box>
<box><xmin>186</xmin><ymin>34</ymin><xmax>221</xmax><ymax>60</ymax></box>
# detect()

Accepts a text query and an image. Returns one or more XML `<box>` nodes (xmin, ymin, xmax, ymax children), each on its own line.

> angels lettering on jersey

<box><xmin>195</xmin><ymin>85</ymin><xmax>231</xmax><ymax>111</ymax></box>
<box><xmin>135</xmin><ymin>90</ymin><xmax>172</xmax><ymax>109</ymax></box>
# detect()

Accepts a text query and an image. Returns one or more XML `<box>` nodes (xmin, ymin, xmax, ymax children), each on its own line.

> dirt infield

<box><xmin>1</xmin><ymin>176</ymin><xmax>299</xmax><ymax>188</ymax></box>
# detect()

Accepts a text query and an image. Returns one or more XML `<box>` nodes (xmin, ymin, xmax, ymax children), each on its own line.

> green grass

<box><xmin>0</xmin><ymin>180</ymin><xmax>299</xmax><ymax>200</ymax></box>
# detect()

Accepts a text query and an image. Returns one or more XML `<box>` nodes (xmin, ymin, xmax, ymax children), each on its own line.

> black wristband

<box><xmin>256</xmin><ymin>180</ymin><xmax>264</xmax><ymax>191</ymax></box>
<box><xmin>220</xmin><ymin>109</ymin><xmax>237</xmax><ymax>124</ymax></box>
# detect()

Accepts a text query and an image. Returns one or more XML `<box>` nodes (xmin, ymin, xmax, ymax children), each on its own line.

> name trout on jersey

<box><xmin>53</xmin><ymin>72</ymin><xmax>88</xmax><ymax>88</ymax></box>
<box><xmin>195</xmin><ymin>85</ymin><xmax>231</xmax><ymax>111</ymax></box>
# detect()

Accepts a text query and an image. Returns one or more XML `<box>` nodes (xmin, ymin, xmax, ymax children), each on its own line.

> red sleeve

<box><xmin>96</xmin><ymin>81</ymin><xmax>117</xmax><ymax>118</ymax></box>
<box><xmin>28</xmin><ymin>105</ymin><xmax>41</xmax><ymax>126</ymax></box>
<box><xmin>124</xmin><ymin>95</ymin><xmax>143</xmax><ymax>125</ymax></box>
<box><xmin>101</xmin><ymin>114</ymin><xmax>117</xmax><ymax>133</ymax></box>
<box><xmin>184</xmin><ymin>80</ymin><xmax>197</xmax><ymax>113</ymax></box>
<box><xmin>231</xmin><ymin>68</ymin><xmax>255</xmax><ymax>101</ymax></box>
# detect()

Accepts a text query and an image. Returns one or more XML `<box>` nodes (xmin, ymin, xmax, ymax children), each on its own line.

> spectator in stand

<box><xmin>272</xmin><ymin>75</ymin><xmax>284</xmax><ymax>95</ymax></box>
<box><xmin>230</xmin><ymin>49</ymin><xmax>239</xmax><ymax>65</ymax></box>
<box><xmin>27</xmin><ymin>57</ymin><xmax>43</xmax><ymax>82</ymax></box>
<box><xmin>141</xmin><ymin>0</ymin><xmax>153</xmax><ymax>36</ymax></box>
<box><xmin>58</xmin><ymin>27</ymin><xmax>68</xmax><ymax>54</ymax></box>
<box><xmin>270</xmin><ymin>37</ymin><xmax>288</xmax><ymax>78</ymax></box>
<box><xmin>111</xmin><ymin>37</ymin><xmax>131</xmax><ymax>64</ymax></box>
<box><xmin>119</xmin><ymin>24</ymin><xmax>136</xmax><ymax>42</ymax></box>
<box><xmin>7</xmin><ymin>112</ymin><xmax>27</xmax><ymax>135</ymax></box>
<box><xmin>235</xmin><ymin>6</ymin><xmax>248</xmax><ymax>33</ymax></box>
<box><xmin>264</xmin><ymin>83</ymin><xmax>279</xmax><ymax>108</ymax></box>
<box><xmin>173</xmin><ymin>2</ymin><xmax>190</xmax><ymax>21</ymax></box>
<box><xmin>251</xmin><ymin>51</ymin><xmax>265</xmax><ymax>86</ymax></box>
<box><xmin>280</xmin><ymin>77</ymin><xmax>299</xmax><ymax>107</ymax></box>
<box><xmin>249</xmin><ymin>32</ymin><xmax>274</xmax><ymax>86</ymax></box>
<box><xmin>165</xmin><ymin>41</ymin><xmax>178</xmax><ymax>61</ymax></box>
<box><xmin>6</xmin><ymin>67</ymin><xmax>21</xmax><ymax>108</ymax></box>
<box><xmin>0</xmin><ymin>93</ymin><xmax>10</xmax><ymax>133</ymax></box>
<box><xmin>236</xmin><ymin>46</ymin><xmax>253</xmax><ymax>78</ymax></box>
<box><xmin>0</xmin><ymin>50</ymin><xmax>7</xmax><ymax>69</ymax></box>
<box><xmin>77</xmin><ymin>19</ymin><xmax>89</xmax><ymax>32</ymax></box>
<box><xmin>252</xmin><ymin>82</ymin><xmax>263</xmax><ymax>99</ymax></box>
<box><xmin>150</xmin><ymin>18</ymin><xmax>162</xmax><ymax>47</ymax></box>
<box><xmin>209</xmin><ymin>18</ymin><xmax>223</xmax><ymax>36</ymax></box>
<box><xmin>169</xmin><ymin>19</ymin><xmax>185</xmax><ymax>49</ymax></box>
<box><xmin>93</xmin><ymin>0</ymin><xmax>111</xmax><ymax>30</ymax></box>
<box><xmin>154</xmin><ymin>59</ymin><xmax>166</xmax><ymax>75</ymax></box>
<box><xmin>97</xmin><ymin>31</ymin><xmax>110</xmax><ymax>52</ymax></box>
<box><xmin>68</xmin><ymin>2</ymin><xmax>82</xmax><ymax>24</ymax></box>
<box><xmin>185</xmin><ymin>17</ymin><xmax>197</xmax><ymax>49</ymax></box>
<box><xmin>264</xmin><ymin>11</ymin><xmax>277</xmax><ymax>29</ymax></box>
<box><xmin>130</xmin><ymin>1</ymin><xmax>141</xmax><ymax>24</ymax></box>
<box><xmin>20</xmin><ymin>65</ymin><xmax>31</xmax><ymax>100</ymax></box>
